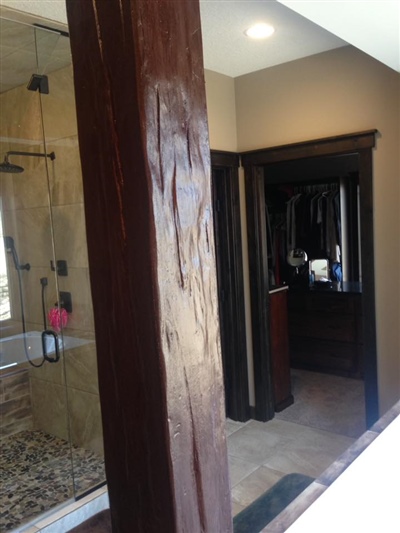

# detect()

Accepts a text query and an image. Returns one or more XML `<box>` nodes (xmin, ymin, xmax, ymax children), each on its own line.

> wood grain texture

<box><xmin>66</xmin><ymin>1</ymin><xmax>231</xmax><ymax>531</ymax></box>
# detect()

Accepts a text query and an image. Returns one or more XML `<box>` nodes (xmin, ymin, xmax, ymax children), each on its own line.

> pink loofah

<box><xmin>48</xmin><ymin>307</ymin><xmax>68</xmax><ymax>332</ymax></box>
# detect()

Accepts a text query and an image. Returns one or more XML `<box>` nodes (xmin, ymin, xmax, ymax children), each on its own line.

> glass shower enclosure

<box><xmin>0</xmin><ymin>14</ymin><xmax>105</xmax><ymax>531</ymax></box>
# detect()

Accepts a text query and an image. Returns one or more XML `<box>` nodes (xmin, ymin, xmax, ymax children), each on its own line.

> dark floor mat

<box><xmin>233</xmin><ymin>473</ymin><xmax>314</xmax><ymax>533</ymax></box>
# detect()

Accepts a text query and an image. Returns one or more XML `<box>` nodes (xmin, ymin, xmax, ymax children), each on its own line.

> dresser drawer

<box><xmin>290</xmin><ymin>337</ymin><xmax>357</xmax><ymax>372</ymax></box>
<box><xmin>289</xmin><ymin>312</ymin><xmax>356</xmax><ymax>342</ymax></box>
<box><xmin>305</xmin><ymin>293</ymin><xmax>356</xmax><ymax>314</ymax></box>
<box><xmin>287</xmin><ymin>290</ymin><xmax>362</xmax><ymax>376</ymax></box>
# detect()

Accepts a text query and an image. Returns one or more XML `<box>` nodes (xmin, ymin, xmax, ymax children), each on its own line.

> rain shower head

<box><xmin>0</xmin><ymin>150</ymin><xmax>56</xmax><ymax>174</ymax></box>
<box><xmin>0</xmin><ymin>155</ymin><xmax>24</xmax><ymax>174</ymax></box>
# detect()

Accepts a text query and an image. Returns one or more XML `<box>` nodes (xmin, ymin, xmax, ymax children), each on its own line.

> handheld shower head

<box><xmin>4</xmin><ymin>236</ymin><xmax>15</xmax><ymax>253</ymax></box>
<box><xmin>4</xmin><ymin>235</ymin><xmax>13</xmax><ymax>249</ymax></box>
<box><xmin>3</xmin><ymin>236</ymin><xmax>30</xmax><ymax>271</ymax></box>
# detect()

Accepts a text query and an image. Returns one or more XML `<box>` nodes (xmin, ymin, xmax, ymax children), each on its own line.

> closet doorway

<box><xmin>243</xmin><ymin>130</ymin><xmax>379</xmax><ymax>428</ymax></box>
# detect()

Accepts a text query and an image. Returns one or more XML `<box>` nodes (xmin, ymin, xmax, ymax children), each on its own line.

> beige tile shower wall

<box><xmin>42</xmin><ymin>67</ymin><xmax>93</xmax><ymax>338</ymax></box>
<box><xmin>30</xmin><ymin>377</ymin><xmax>69</xmax><ymax>441</ymax></box>
<box><xmin>0</xmin><ymin>81</ymin><xmax>43</xmax><ymax>142</ymax></box>
<box><xmin>29</xmin><ymin>343</ymin><xmax>103</xmax><ymax>455</ymax></box>
<box><xmin>1</xmin><ymin>83</ymin><xmax>58</xmax><ymax>331</ymax></box>
<box><xmin>0</xmin><ymin>66</ymin><xmax>94</xmax><ymax>335</ymax></box>
<box><xmin>1</xmin><ymin>64</ymin><xmax>103</xmax><ymax>454</ymax></box>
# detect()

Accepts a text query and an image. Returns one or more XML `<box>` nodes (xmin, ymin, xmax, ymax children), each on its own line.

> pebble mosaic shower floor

<box><xmin>0</xmin><ymin>429</ymin><xmax>105</xmax><ymax>531</ymax></box>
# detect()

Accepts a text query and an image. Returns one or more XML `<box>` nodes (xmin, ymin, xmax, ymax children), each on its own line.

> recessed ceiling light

<box><xmin>245</xmin><ymin>23</ymin><xmax>275</xmax><ymax>40</ymax></box>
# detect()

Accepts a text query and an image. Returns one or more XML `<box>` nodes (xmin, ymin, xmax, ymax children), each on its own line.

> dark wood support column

<box><xmin>66</xmin><ymin>1</ymin><xmax>232</xmax><ymax>531</ymax></box>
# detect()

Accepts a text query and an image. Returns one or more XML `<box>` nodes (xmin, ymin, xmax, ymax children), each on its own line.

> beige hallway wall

<box><xmin>204</xmin><ymin>68</ymin><xmax>256</xmax><ymax>406</ymax></box>
<box><xmin>205</xmin><ymin>45</ymin><xmax>400</xmax><ymax>415</ymax></box>
<box><xmin>205</xmin><ymin>69</ymin><xmax>237</xmax><ymax>152</ymax></box>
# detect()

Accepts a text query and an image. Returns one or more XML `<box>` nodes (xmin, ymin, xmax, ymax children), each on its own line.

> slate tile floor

<box><xmin>4</xmin><ymin>422</ymin><xmax>354</xmax><ymax>532</ymax></box>
<box><xmin>227</xmin><ymin>418</ymin><xmax>355</xmax><ymax>516</ymax></box>
<box><xmin>0</xmin><ymin>430</ymin><xmax>105</xmax><ymax>531</ymax></box>
<box><xmin>2</xmin><ymin>370</ymin><xmax>363</xmax><ymax>530</ymax></box>
<box><xmin>227</xmin><ymin>368</ymin><xmax>366</xmax><ymax>517</ymax></box>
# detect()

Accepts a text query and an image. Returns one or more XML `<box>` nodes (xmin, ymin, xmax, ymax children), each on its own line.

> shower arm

<box><xmin>6</xmin><ymin>151</ymin><xmax>56</xmax><ymax>161</ymax></box>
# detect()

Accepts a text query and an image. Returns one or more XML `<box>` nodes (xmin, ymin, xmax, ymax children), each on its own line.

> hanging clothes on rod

<box><xmin>265</xmin><ymin>181</ymin><xmax>342</xmax><ymax>286</ymax></box>
<box><xmin>285</xmin><ymin>186</ymin><xmax>341</xmax><ymax>263</ymax></box>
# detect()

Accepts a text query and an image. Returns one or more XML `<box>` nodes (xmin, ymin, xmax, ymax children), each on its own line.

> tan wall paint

<box><xmin>204</xmin><ymin>69</ymin><xmax>237</xmax><ymax>152</ymax></box>
<box><xmin>238</xmin><ymin>166</ymin><xmax>256</xmax><ymax>406</ymax></box>
<box><xmin>204</xmin><ymin>70</ymin><xmax>256</xmax><ymax>404</ymax></box>
<box><xmin>230</xmin><ymin>46</ymin><xmax>399</xmax><ymax>414</ymax></box>
<box><xmin>204</xmin><ymin>46</ymin><xmax>400</xmax><ymax>413</ymax></box>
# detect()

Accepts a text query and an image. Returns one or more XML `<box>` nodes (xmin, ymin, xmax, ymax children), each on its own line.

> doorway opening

<box><xmin>263</xmin><ymin>152</ymin><xmax>366</xmax><ymax>437</ymax></box>
<box><xmin>212</xmin><ymin>132</ymin><xmax>379</xmax><ymax>518</ymax></box>
<box><xmin>242</xmin><ymin>130</ymin><xmax>379</xmax><ymax>428</ymax></box>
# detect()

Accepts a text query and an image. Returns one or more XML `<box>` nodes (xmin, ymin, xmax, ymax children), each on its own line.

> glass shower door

<box><xmin>0</xmin><ymin>17</ymin><xmax>105</xmax><ymax>532</ymax></box>
<box><xmin>0</xmin><ymin>18</ymin><xmax>75</xmax><ymax>531</ymax></box>
<box><xmin>36</xmin><ymin>25</ymin><xmax>106</xmax><ymax>498</ymax></box>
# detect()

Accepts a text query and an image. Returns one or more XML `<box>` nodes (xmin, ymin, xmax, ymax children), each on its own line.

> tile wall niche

<box><xmin>0</xmin><ymin>64</ymin><xmax>103</xmax><ymax>457</ymax></box>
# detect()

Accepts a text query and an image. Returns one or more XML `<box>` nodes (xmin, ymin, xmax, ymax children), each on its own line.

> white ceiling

<box><xmin>0</xmin><ymin>0</ymin><xmax>399</xmax><ymax>79</ymax></box>
<box><xmin>278</xmin><ymin>0</ymin><xmax>400</xmax><ymax>74</ymax></box>
<box><xmin>0</xmin><ymin>17</ymin><xmax>71</xmax><ymax>93</ymax></box>
<box><xmin>201</xmin><ymin>0</ymin><xmax>400</xmax><ymax>76</ymax></box>
<box><xmin>200</xmin><ymin>0</ymin><xmax>347</xmax><ymax>77</ymax></box>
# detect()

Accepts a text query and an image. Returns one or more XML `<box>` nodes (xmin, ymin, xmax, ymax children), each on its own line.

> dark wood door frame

<box><xmin>243</xmin><ymin>165</ymin><xmax>275</xmax><ymax>421</ymax></box>
<box><xmin>211</xmin><ymin>151</ymin><xmax>250</xmax><ymax>421</ymax></box>
<box><xmin>241</xmin><ymin>130</ymin><xmax>379</xmax><ymax>427</ymax></box>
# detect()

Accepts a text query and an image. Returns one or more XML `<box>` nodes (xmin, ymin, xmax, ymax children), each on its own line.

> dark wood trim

<box><xmin>211</xmin><ymin>151</ymin><xmax>249</xmax><ymax>421</ymax></box>
<box><xmin>346</xmin><ymin>175</ymin><xmax>361</xmax><ymax>282</ymax></box>
<box><xmin>241</xmin><ymin>130</ymin><xmax>377</xmax><ymax>165</ymax></box>
<box><xmin>244</xmin><ymin>166</ymin><xmax>275</xmax><ymax>421</ymax></box>
<box><xmin>358</xmin><ymin>148</ymin><xmax>379</xmax><ymax>426</ymax></box>
<box><xmin>269</xmin><ymin>289</ymin><xmax>294</xmax><ymax>412</ymax></box>
<box><xmin>211</xmin><ymin>150</ymin><xmax>240</xmax><ymax>168</ymax></box>
<box><xmin>243</xmin><ymin>131</ymin><xmax>379</xmax><ymax>425</ymax></box>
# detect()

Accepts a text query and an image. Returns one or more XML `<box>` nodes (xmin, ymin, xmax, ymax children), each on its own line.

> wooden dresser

<box><xmin>288</xmin><ymin>283</ymin><xmax>363</xmax><ymax>377</ymax></box>
<box><xmin>269</xmin><ymin>286</ymin><xmax>294</xmax><ymax>411</ymax></box>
